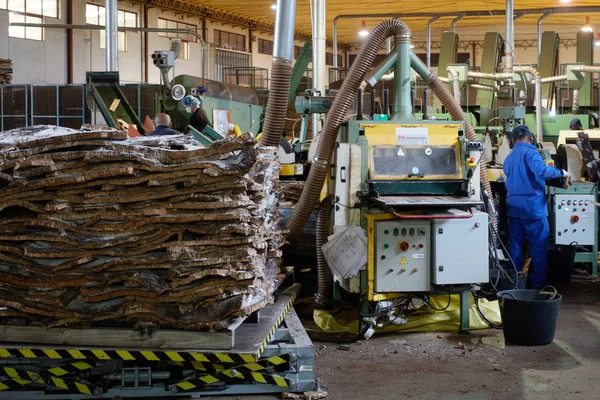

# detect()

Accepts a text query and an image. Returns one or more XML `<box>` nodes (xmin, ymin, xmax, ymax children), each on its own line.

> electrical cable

<box><xmin>420</xmin><ymin>292</ymin><xmax>452</xmax><ymax>311</ymax></box>
<box><xmin>473</xmin><ymin>292</ymin><xmax>502</xmax><ymax>329</ymax></box>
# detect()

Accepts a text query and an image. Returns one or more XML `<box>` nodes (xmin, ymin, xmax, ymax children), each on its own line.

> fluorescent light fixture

<box><xmin>271</xmin><ymin>4</ymin><xmax>277</xmax><ymax>10</ymax></box>
<box><xmin>582</xmin><ymin>16</ymin><xmax>593</xmax><ymax>32</ymax></box>
<box><xmin>358</xmin><ymin>21</ymin><xmax>369</xmax><ymax>38</ymax></box>
<box><xmin>559</xmin><ymin>0</ymin><xmax>571</xmax><ymax>3</ymax></box>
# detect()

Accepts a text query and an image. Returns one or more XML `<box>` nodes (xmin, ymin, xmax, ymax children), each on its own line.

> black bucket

<box><xmin>547</xmin><ymin>245</ymin><xmax>577</xmax><ymax>284</ymax></box>
<box><xmin>497</xmin><ymin>288</ymin><xmax>561</xmax><ymax>346</ymax></box>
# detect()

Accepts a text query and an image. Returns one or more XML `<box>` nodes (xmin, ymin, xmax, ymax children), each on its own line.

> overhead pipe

<box><xmin>540</xmin><ymin>74</ymin><xmax>567</xmax><ymax>84</ymax></box>
<box><xmin>572</xmin><ymin>65</ymin><xmax>600</xmax><ymax>74</ymax></box>
<box><xmin>468</xmin><ymin>71</ymin><xmax>513</xmax><ymax>80</ymax></box>
<box><xmin>505</xmin><ymin>0</ymin><xmax>514</xmax><ymax>73</ymax></box>
<box><xmin>470</xmin><ymin>83</ymin><xmax>496</xmax><ymax>92</ymax></box>
<box><xmin>312</xmin><ymin>0</ymin><xmax>327</xmax><ymax>138</ymax></box>
<box><xmin>332</xmin><ymin>6</ymin><xmax>600</xmax><ymax>70</ymax></box>
<box><xmin>410</xmin><ymin>52</ymin><xmax>495</xmax><ymax>219</ymax></box>
<box><xmin>424</xmin><ymin>16</ymin><xmax>441</xmax><ymax>118</ymax></box>
<box><xmin>451</xmin><ymin>15</ymin><xmax>464</xmax><ymax>32</ymax></box>
<box><xmin>537</xmin><ymin>13</ymin><xmax>550</xmax><ymax>61</ymax></box>
<box><xmin>514</xmin><ymin>66</ymin><xmax>543</xmax><ymax>143</ymax></box>
<box><xmin>447</xmin><ymin>66</ymin><xmax>461</xmax><ymax>104</ymax></box>
<box><xmin>572</xmin><ymin>89</ymin><xmax>580</xmax><ymax>113</ymax></box>
<box><xmin>392</xmin><ymin>35</ymin><xmax>414</xmax><ymax>121</ymax></box>
<box><xmin>14</xmin><ymin>23</ymin><xmax>209</xmax><ymax>80</ymax></box>
<box><xmin>105</xmin><ymin>0</ymin><xmax>118</xmax><ymax>71</ymax></box>
<box><xmin>286</xmin><ymin>19</ymin><xmax>412</xmax><ymax>236</ymax></box>
<box><xmin>259</xmin><ymin>0</ymin><xmax>296</xmax><ymax>148</ymax></box>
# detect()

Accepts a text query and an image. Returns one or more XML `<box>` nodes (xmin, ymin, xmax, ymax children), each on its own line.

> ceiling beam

<box><xmin>136</xmin><ymin>0</ymin><xmax>353</xmax><ymax>50</ymax></box>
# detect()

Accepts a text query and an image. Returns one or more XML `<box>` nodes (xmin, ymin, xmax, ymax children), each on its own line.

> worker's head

<box><xmin>182</xmin><ymin>95</ymin><xmax>201</xmax><ymax>113</ymax></box>
<box><xmin>511</xmin><ymin>125</ymin><xmax>533</xmax><ymax>144</ymax></box>
<box><xmin>154</xmin><ymin>113</ymin><xmax>171</xmax><ymax>127</ymax></box>
<box><xmin>569</xmin><ymin>118</ymin><xmax>583</xmax><ymax>131</ymax></box>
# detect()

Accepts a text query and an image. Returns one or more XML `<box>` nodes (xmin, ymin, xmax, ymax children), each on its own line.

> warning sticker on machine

<box><xmin>396</xmin><ymin>127</ymin><xmax>429</xmax><ymax>146</ymax></box>
<box><xmin>400</xmin><ymin>256</ymin><xmax>408</xmax><ymax>265</ymax></box>
<box><xmin>413</xmin><ymin>253</ymin><xmax>425</xmax><ymax>259</ymax></box>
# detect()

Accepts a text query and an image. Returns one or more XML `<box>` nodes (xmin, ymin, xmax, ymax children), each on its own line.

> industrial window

<box><xmin>157</xmin><ymin>18</ymin><xmax>198</xmax><ymax>43</ymax></box>
<box><xmin>0</xmin><ymin>0</ymin><xmax>59</xmax><ymax>18</ymax></box>
<box><xmin>257</xmin><ymin>38</ymin><xmax>273</xmax><ymax>55</ymax></box>
<box><xmin>86</xmin><ymin>4</ymin><xmax>137</xmax><ymax>52</ymax></box>
<box><xmin>325</xmin><ymin>52</ymin><xmax>343</xmax><ymax>66</ymax></box>
<box><xmin>215</xmin><ymin>30</ymin><xmax>246</xmax><ymax>52</ymax></box>
<box><xmin>8</xmin><ymin>12</ymin><xmax>43</xmax><ymax>41</ymax></box>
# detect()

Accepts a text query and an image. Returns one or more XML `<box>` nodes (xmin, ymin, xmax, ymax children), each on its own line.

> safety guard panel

<box><xmin>553</xmin><ymin>194</ymin><xmax>596</xmax><ymax>245</ymax></box>
<box><xmin>374</xmin><ymin>220</ymin><xmax>431</xmax><ymax>292</ymax></box>
<box><xmin>364</xmin><ymin>123</ymin><xmax>464</xmax><ymax>181</ymax></box>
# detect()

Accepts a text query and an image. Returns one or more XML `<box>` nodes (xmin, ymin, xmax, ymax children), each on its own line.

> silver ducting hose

<box><xmin>286</xmin><ymin>19</ymin><xmax>412</xmax><ymax>236</ymax></box>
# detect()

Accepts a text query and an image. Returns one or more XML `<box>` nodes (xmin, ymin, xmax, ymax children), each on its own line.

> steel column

<box><xmin>312</xmin><ymin>0</ymin><xmax>326</xmax><ymax>136</ymax></box>
<box><xmin>105</xmin><ymin>0</ymin><xmax>118</xmax><ymax>72</ymax></box>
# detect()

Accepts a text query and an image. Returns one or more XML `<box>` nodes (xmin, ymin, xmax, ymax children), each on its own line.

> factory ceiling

<box><xmin>145</xmin><ymin>0</ymin><xmax>600</xmax><ymax>46</ymax></box>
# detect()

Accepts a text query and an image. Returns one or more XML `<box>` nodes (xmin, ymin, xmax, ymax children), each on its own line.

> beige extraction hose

<box><xmin>286</xmin><ymin>19</ymin><xmax>412</xmax><ymax>236</ymax></box>
<box><xmin>315</xmin><ymin>195</ymin><xmax>333</xmax><ymax>309</ymax></box>
<box><xmin>259</xmin><ymin>61</ymin><xmax>292</xmax><ymax>147</ymax></box>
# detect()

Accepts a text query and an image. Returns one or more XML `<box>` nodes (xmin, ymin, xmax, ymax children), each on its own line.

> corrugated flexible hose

<box><xmin>259</xmin><ymin>60</ymin><xmax>292</xmax><ymax>147</ymax></box>
<box><xmin>315</xmin><ymin>195</ymin><xmax>333</xmax><ymax>308</ymax></box>
<box><xmin>286</xmin><ymin>19</ymin><xmax>412</xmax><ymax>235</ymax></box>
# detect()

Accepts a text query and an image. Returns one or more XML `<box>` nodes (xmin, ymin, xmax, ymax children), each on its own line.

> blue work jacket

<box><xmin>148</xmin><ymin>125</ymin><xmax>180</xmax><ymax>136</ymax></box>
<box><xmin>503</xmin><ymin>142</ymin><xmax>563</xmax><ymax>219</ymax></box>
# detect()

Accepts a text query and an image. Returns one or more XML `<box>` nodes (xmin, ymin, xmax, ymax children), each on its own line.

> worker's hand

<box><xmin>562</xmin><ymin>169</ymin><xmax>572</xmax><ymax>188</ymax></box>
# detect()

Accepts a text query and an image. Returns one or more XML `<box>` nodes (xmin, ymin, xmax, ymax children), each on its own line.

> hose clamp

<box><xmin>312</xmin><ymin>156</ymin><xmax>330</xmax><ymax>169</ymax></box>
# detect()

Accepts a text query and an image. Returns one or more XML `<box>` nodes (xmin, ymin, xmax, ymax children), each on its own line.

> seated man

<box><xmin>148</xmin><ymin>113</ymin><xmax>180</xmax><ymax>136</ymax></box>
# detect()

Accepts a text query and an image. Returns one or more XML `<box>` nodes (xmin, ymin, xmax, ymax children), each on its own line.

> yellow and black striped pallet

<box><xmin>174</xmin><ymin>354</ymin><xmax>289</xmax><ymax>374</ymax></box>
<box><xmin>171</xmin><ymin>370</ymin><xmax>290</xmax><ymax>392</ymax></box>
<box><xmin>0</xmin><ymin>348</ymin><xmax>256</xmax><ymax>364</ymax></box>
<box><xmin>0</xmin><ymin>367</ymin><xmax>100</xmax><ymax>396</ymax></box>
<box><xmin>46</xmin><ymin>361</ymin><xmax>94</xmax><ymax>377</ymax></box>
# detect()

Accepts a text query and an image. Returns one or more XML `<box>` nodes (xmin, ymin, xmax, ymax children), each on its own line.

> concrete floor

<box><xmin>210</xmin><ymin>279</ymin><xmax>600</xmax><ymax>400</ymax></box>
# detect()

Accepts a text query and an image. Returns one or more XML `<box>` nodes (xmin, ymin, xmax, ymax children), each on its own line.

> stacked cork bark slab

<box><xmin>0</xmin><ymin>59</ymin><xmax>12</xmax><ymax>84</ymax></box>
<box><xmin>0</xmin><ymin>126</ymin><xmax>284</xmax><ymax>331</ymax></box>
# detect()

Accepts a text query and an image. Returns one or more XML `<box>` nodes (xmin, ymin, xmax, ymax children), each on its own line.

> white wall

<box><xmin>0</xmin><ymin>1</ymin><xmax>67</xmax><ymax>84</ymax></box>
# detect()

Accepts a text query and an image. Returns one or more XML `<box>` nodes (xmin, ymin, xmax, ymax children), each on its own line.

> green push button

<box><xmin>384</xmin><ymin>244</ymin><xmax>389</xmax><ymax>249</ymax></box>
<box><xmin>384</xmin><ymin>230</ymin><xmax>389</xmax><ymax>235</ymax></box>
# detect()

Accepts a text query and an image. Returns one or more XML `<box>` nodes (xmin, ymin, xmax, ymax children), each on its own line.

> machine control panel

<box><xmin>374</xmin><ymin>220</ymin><xmax>431</xmax><ymax>292</ymax></box>
<box><xmin>553</xmin><ymin>194</ymin><xmax>596</xmax><ymax>245</ymax></box>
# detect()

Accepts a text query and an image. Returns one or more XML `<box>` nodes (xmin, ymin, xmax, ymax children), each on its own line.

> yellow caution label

<box><xmin>400</xmin><ymin>257</ymin><xmax>408</xmax><ymax>265</ymax></box>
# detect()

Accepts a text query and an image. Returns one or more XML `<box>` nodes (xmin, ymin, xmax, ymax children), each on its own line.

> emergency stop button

<box><xmin>399</xmin><ymin>241</ymin><xmax>409</xmax><ymax>252</ymax></box>
<box><xmin>571</xmin><ymin>215</ymin><xmax>579</xmax><ymax>223</ymax></box>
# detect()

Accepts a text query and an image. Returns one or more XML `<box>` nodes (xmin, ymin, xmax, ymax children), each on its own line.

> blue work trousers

<box><xmin>508</xmin><ymin>217</ymin><xmax>549</xmax><ymax>289</ymax></box>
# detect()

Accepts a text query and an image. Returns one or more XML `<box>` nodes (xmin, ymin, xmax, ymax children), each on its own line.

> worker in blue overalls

<box><xmin>503</xmin><ymin>125</ymin><xmax>570</xmax><ymax>289</ymax></box>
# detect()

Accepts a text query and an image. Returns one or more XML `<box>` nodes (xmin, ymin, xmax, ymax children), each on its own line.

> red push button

<box><xmin>571</xmin><ymin>215</ymin><xmax>579</xmax><ymax>223</ymax></box>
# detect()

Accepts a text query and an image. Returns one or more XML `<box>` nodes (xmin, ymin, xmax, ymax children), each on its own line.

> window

<box><xmin>8</xmin><ymin>12</ymin><xmax>43</xmax><ymax>40</ymax></box>
<box><xmin>258</xmin><ymin>38</ymin><xmax>273</xmax><ymax>55</ymax></box>
<box><xmin>1</xmin><ymin>0</ymin><xmax>59</xmax><ymax>18</ymax></box>
<box><xmin>294</xmin><ymin>45</ymin><xmax>302</xmax><ymax>59</ymax></box>
<box><xmin>214</xmin><ymin>30</ymin><xmax>246</xmax><ymax>52</ymax></box>
<box><xmin>3</xmin><ymin>0</ymin><xmax>57</xmax><ymax>40</ymax></box>
<box><xmin>326</xmin><ymin>52</ymin><xmax>343</xmax><ymax>66</ymax></box>
<box><xmin>87</xmin><ymin>4</ymin><xmax>137</xmax><ymax>52</ymax></box>
<box><xmin>157</xmin><ymin>18</ymin><xmax>198</xmax><ymax>42</ymax></box>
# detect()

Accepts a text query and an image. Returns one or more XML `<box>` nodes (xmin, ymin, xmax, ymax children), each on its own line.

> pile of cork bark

<box><xmin>0</xmin><ymin>59</ymin><xmax>12</xmax><ymax>84</ymax></box>
<box><xmin>0</xmin><ymin>126</ymin><xmax>284</xmax><ymax>330</ymax></box>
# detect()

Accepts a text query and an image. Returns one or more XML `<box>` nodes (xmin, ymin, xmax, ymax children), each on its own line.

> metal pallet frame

<box><xmin>0</xmin><ymin>286</ymin><xmax>315</xmax><ymax>399</ymax></box>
